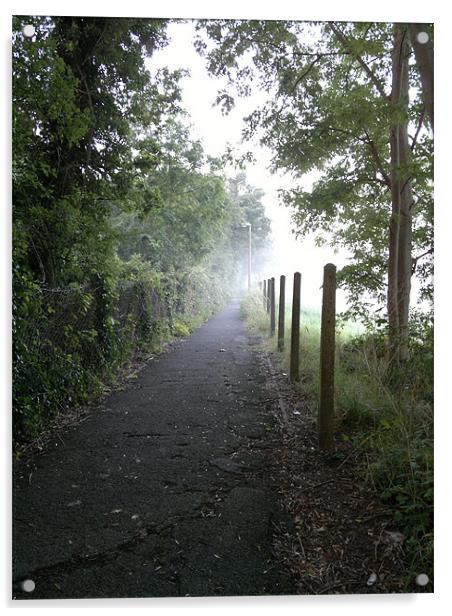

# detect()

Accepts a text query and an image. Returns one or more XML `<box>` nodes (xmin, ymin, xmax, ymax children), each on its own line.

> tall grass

<box><xmin>241</xmin><ymin>288</ymin><xmax>433</xmax><ymax>584</ymax></box>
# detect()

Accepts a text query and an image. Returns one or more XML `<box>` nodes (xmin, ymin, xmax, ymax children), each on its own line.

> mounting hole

<box><xmin>415</xmin><ymin>573</ymin><xmax>429</xmax><ymax>587</ymax></box>
<box><xmin>21</xmin><ymin>578</ymin><xmax>35</xmax><ymax>592</ymax></box>
<box><xmin>416</xmin><ymin>31</ymin><xmax>429</xmax><ymax>44</ymax></box>
<box><xmin>22</xmin><ymin>25</ymin><xmax>36</xmax><ymax>38</ymax></box>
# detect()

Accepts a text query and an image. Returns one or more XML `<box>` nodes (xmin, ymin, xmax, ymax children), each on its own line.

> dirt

<box><xmin>265</xmin><ymin>351</ymin><xmax>425</xmax><ymax>594</ymax></box>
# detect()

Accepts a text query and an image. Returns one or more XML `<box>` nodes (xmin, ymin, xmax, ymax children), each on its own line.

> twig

<box><xmin>291</xmin><ymin>56</ymin><xmax>324</xmax><ymax>92</ymax></box>
<box><xmin>412</xmin><ymin>247</ymin><xmax>433</xmax><ymax>274</ymax></box>
<box><xmin>303</xmin><ymin>478</ymin><xmax>336</xmax><ymax>491</ymax></box>
<box><xmin>363</xmin><ymin>129</ymin><xmax>392</xmax><ymax>189</ymax></box>
<box><xmin>296</xmin><ymin>533</ymin><xmax>306</xmax><ymax>558</ymax></box>
<box><xmin>359</xmin><ymin>510</ymin><xmax>392</xmax><ymax>523</ymax></box>
<box><xmin>336</xmin><ymin>434</ymin><xmax>372</xmax><ymax>470</ymax></box>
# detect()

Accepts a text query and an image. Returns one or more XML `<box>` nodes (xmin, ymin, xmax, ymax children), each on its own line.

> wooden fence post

<box><xmin>270</xmin><ymin>277</ymin><xmax>276</xmax><ymax>335</ymax></box>
<box><xmin>266</xmin><ymin>278</ymin><xmax>271</xmax><ymax>313</ymax></box>
<box><xmin>319</xmin><ymin>263</ymin><xmax>336</xmax><ymax>450</ymax></box>
<box><xmin>263</xmin><ymin>279</ymin><xmax>267</xmax><ymax>310</ymax></box>
<box><xmin>290</xmin><ymin>272</ymin><xmax>301</xmax><ymax>382</ymax></box>
<box><xmin>278</xmin><ymin>275</ymin><xmax>285</xmax><ymax>351</ymax></box>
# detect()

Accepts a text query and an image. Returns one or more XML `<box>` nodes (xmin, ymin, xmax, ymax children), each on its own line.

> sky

<box><xmin>147</xmin><ymin>20</ymin><xmax>352</xmax><ymax>311</ymax></box>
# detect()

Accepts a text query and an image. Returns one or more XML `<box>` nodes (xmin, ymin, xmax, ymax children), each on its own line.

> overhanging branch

<box><xmin>412</xmin><ymin>247</ymin><xmax>433</xmax><ymax>274</ymax></box>
<box><xmin>328</xmin><ymin>23</ymin><xmax>391</xmax><ymax>102</ymax></box>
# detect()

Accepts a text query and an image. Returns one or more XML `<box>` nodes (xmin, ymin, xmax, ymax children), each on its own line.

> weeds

<box><xmin>241</xmin><ymin>288</ymin><xmax>433</xmax><ymax>588</ymax></box>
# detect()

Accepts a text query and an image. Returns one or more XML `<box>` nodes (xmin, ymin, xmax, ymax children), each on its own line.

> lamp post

<box><xmin>235</xmin><ymin>223</ymin><xmax>252</xmax><ymax>291</ymax></box>
<box><xmin>246</xmin><ymin>223</ymin><xmax>251</xmax><ymax>290</ymax></box>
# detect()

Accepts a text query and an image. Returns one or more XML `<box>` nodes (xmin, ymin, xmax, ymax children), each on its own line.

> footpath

<box><xmin>13</xmin><ymin>299</ymin><xmax>295</xmax><ymax>599</ymax></box>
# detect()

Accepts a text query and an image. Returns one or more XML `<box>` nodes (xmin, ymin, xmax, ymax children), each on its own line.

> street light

<box><xmin>239</xmin><ymin>223</ymin><xmax>252</xmax><ymax>290</ymax></box>
<box><xmin>246</xmin><ymin>223</ymin><xmax>251</xmax><ymax>290</ymax></box>
<box><xmin>233</xmin><ymin>223</ymin><xmax>252</xmax><ymax>291</ymax></box>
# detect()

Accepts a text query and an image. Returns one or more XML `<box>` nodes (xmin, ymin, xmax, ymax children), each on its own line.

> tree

<box><xmin>226</xmin><ymin>173</ymin><xmax>272</xmax><ymax>281</ymax></box>
<box><xmin>196</xmin><ymin>20</ymin><xmax>433</xmax><ymax>363</ymax></box>
<box><xmin>114</xmin><ymin>117</ymin><xmax>229</xmax><ymax>271</ymax></box>
<box><xmin>13</xmin><ymin>16</ymin><xmax>180</xmax><ymax>287</ymax></box>
<box><xmin>12</xmin><ymin>16</ymin><xmax>182</xmax><ymax>439</ymax></box>
<box><xmin>113</xmin><ymin>123</ymin><xmax>271</xmax><ymax>294</ymax></box>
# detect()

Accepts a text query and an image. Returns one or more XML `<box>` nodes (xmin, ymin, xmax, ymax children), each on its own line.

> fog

<box><xmin>147</xmin><ymin>20</ymin><xmax>425</xmax><ymax>316</ymax></box>
<box><xmin>146</xmin><ymin>21</ymin><xmax>354</xmax><ymax>311</ymax></box>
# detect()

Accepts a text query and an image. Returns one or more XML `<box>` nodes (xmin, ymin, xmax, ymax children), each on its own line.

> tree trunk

<box><xmin>409</xmin><ymin>23</ymin><xmax>434</xmax><ymax>132</ymax></box>
<box><xmin>388</xmin><ymin>23</ymin><xmax>413</xmax><ymax>365</ymax></box>
<box><xmin>388</xmin><ymin>125</ymin><xmax>400</xmax><ymax>360</ymax></box>
<box><xmin>397</xmin><ymin>56</ymin><xmax>413</xmax><ymax>363</ymax></box>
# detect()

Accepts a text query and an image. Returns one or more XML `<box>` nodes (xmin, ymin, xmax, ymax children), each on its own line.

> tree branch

<box><xmin>328</xmin><ymin>23</ymin><xmax>391</xmax><ymax>101</ymax></box>
<box><xmin>410</xmin><ymin>107</ymin><xmax>426</xmax><ymax>151</ymax></box>
<box><xmin>291</xmin><ymin>50</ymin><xmax>351</xmax><ymax>58</ymax></box>
<box><xmin>311</xmin><ymin>123</ymin><xmax>391</xmax><ymax>190</ymax></box>
<box><xmin>358</xmin><ymin>174</ymin><xmax>391</xmax><ymax>188</ymax></box>
<box><xmin>409</xmin><ymin>23</ymin><xmax>434</xmax><ymax>131</ymax></box>
<box><xmin>291</xmin><ymin>56</ymin><xmax>323</xmax><ymax>91</ymax></box>
<box><xmin>363</xmin><ymin>130</ymin><xmax>392</xmax><ymax>189</ymax></box>
<box><xmin>314</xmin><ymin>124</ymin><xmax>368</xmax><ymax>144</ymax></box>
<box><xmin>76</xmin><ymin>64</ymin><xmax>95</xmax><ymax>171</ymax></box>
<box><xmin>412</xmin><ymin>247</ymin><xmax>433</xmax><ymax>274</ymax></box>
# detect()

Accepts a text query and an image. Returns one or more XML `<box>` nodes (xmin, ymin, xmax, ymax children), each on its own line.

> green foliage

<box><xmin>173</xmin><ymin>321</ymin><xmax>191</xmax><ymax>337</ymax></box>
<box><xmin>241</xmin><ymin>290</ymin><xmax>433</xmax><ymax>587</ymax></box>
<box><xmin>198</xmin><ymin>20</ymin><xmax>433</xmax><ymax>320</ymax></box>
<box><xmin>114</xmin><ymin>119</ymin><xmax>230</xmax><ymax>271</ymax></box>
<box><xmin>12</xmin><ymin>17</ymin><xmax>273</xmax><ymax>445</ymax></box>
<box><xmin>12</xmin><ymin>16</ymin><xmax>179</xmax><ymax>286</ymax></box>
<box><xmin>239</xmin><ymin>290</ymin><xmax>269</xmax><ymax>334</ymax></box>
<box><xmin>323</xmin><ymin>316</ymin><xmax>432</xmax><ymax>584</ymax></box>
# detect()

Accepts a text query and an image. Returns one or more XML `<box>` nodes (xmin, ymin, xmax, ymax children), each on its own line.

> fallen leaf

<box><xmin>67</xmin><ymin>500</ymin><xmax>82</xmax><ymax>507</ymax></box>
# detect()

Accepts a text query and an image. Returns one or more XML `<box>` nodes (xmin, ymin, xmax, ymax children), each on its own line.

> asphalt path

<box><xmin>12</xmin><ymin>299</ymin><xmax>295</xmax><ymax>599</ymax></box>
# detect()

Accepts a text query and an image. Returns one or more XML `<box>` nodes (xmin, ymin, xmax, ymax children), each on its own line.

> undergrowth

<box><xmin>241</xmin><ymin>289</ymin><xmax>433</xmax><ymax>589</ymax></box>
<box><xmin>13</xmin><ymin>259</ymin><xmax>231</xmax><ymax>447</ymax></box>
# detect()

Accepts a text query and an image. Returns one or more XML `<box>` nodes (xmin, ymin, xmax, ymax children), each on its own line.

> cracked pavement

<box><xmin>12</xmin><ymin>299</ymin><xmax>295</xmax><ymax>599</ymax></box>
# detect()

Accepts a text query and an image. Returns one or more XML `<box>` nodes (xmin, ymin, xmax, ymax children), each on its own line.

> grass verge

<box><xmin>241</xmin><ymin>288</ymin><xmax>433</xmax><ymax>590</ymax></box>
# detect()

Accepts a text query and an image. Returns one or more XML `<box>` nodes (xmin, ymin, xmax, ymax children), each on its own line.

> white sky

<box><xmin>147</xmin><ymin>20</ymin><xmax>352</xmax><ymax>311</ymax></box>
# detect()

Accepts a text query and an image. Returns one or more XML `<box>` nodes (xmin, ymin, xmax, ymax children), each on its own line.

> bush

<box><xmin>13</xmin><ymin>255</ymin><xmax>234</xmax><ymax>446</ymax></box>
<box><xmin>12</xmin><ymin>260</ymin><xmax>169</xmax><ymax>444</ymax></box>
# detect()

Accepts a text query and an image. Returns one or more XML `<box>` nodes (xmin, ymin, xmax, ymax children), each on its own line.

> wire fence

<box><xmin>13</xmin><ymin>277</ymin><xmax>172</xmax><ymax>442</ymax></box>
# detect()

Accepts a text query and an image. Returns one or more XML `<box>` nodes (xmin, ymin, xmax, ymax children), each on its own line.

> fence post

<box><xmin>278</xmin><ymin>275</ymin><xmax>285</xmax><ymax>351</ymax></box>
<box><xmin>270</xmin><ymin>277</ymin><xmax>276</xmax><ymax>335</ymax></box>
<box><xmin>266</xmin><ymin>278</ymin><xmax>271</xmax><ymax>313</ymax></box>
<box><xmin>319</xmin><ymin>263</ymin><xmax>336</xmax><ymax>451</ymax></box>
<box><xmin>290</xmin><ymin>272</ymin><xmax>301</xmax><ymax>382</ymax></box>
<box><xmin>263</xmin><ymin>279</ymin><xmax>267</xmax><ymax>310</ymax></box>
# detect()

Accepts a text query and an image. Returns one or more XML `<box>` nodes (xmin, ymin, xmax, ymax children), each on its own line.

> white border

<box><xmin>2</xmin><ymin>1</ymin><xmax>450</xmax><ymax>614</ymax></box>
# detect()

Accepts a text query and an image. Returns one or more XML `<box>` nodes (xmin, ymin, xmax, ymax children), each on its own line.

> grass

<box><xmin>241</xmin><ymin>288</ymin><xmax>433</xmax><ymax>588</ymax></box>
<box><xmin>240</xmin><ymin>289</ymin><xmax>364</xmax><ymax>407</ymax></box>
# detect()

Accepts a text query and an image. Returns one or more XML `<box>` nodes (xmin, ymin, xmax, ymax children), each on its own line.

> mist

<box><xmin>147</xmin><ymin>20</ymin><xmax>427</xmax><ymax>318</ymax></box>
